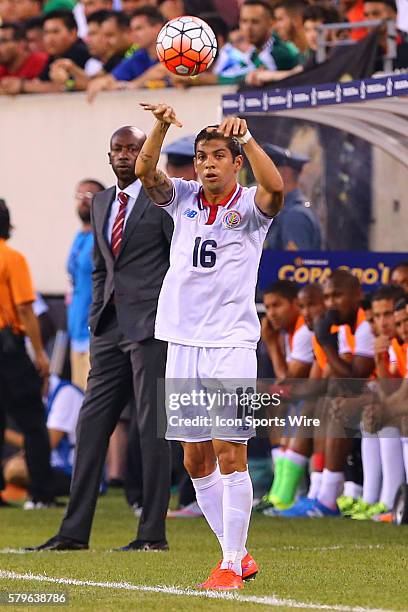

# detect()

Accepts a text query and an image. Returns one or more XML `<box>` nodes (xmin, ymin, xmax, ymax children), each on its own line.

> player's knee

<box><xmin>183</xmin><ymin>455</ymin><xmax>216</xmax><ymax>478</ymax></box>
<box><xmin>216</xmin><ymin>447</ymin><xmax>245</xmax><ymax>474</ymax></box>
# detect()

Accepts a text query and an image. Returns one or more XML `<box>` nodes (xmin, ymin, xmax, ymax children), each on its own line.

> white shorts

<box><xmin>165</xmin><ymin>343</ymin><xmax>257</xmax><ymax>443</ymax></box>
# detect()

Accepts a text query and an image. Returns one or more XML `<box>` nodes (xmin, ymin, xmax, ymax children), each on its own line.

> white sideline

<box><xmin>0</xmin><ymin>569</ymin><xmax>394</xmax><ymax>612</ymax></box>
<box><xmin>0</xmin><ymin>543</ymin><xmax>387</xmax><ymax>555</ymax></box>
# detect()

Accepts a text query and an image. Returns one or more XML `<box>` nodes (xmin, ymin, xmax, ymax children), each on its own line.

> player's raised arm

<box><xmin>216</xmin><ymin>117</ymin><xmax>284</xmax><ymax>217</ymax></box>
<box><xmin>136</xmin><ymin>103</ymin><xmax>183</xmax><ymax>204</ymax></box>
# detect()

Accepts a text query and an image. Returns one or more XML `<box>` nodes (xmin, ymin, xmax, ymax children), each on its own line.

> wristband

<box><xmin>236</xmin><ymin>130</ymin><xmax>253</xmax><ymax>145</ymax></box>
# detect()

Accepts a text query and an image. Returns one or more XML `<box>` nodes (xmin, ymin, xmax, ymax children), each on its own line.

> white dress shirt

<box><xmin>105</xmin><ymin>179</ymin><xmax>142</xmax><ymax>245</ymax></box>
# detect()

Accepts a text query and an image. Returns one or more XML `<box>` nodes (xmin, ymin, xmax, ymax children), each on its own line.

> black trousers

<box><xmin>0</xmin><ymin>336</ymin><xmax>53</xmax><ymax>500</ymax></box>
<box><xmin>59</xmin><ymin>308</ymin><xmax>171</xmax><ymax>544</ymax></box>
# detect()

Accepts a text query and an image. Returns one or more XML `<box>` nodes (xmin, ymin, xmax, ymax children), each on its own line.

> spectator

<box><xmin>263</xmin><ymin>144</ymin><xmax>322</xmax><ymax>251</ymax></box>
<box><xmin>87</xmin><ymin>6</ymin><xmax>164</xmax><ymax>101</ymax></box>
<box><xmin>49</xmin><ymin>10</ymin><xmax>131</xmax><ymax>89</ymax></box>
<box><xmin>0</xmin><ymin>22</ymin><xmax>48</xmax><ymax>90</ymax></box>
<box><xmin>101</xmin><ymin>10</ymin><xmax>135</xmax><ymax>65</ymax></box>
<box><xmin>4</xmin><ymin>375</ymin><xmax>84</xmax><ymax>498</ymax></box>
<box><xmin>228</xmin><ymin>23</ymin><xmax>251</xmax><ymax>52</ymax></box>
<box><xmin>0</xmin><ymin>0</ymin><xmax>18</xmax><ymax>23</ymax></box>
<box><xmin>302</xmin><ymin>5</ymin><xmax>345</xmax><ymax>67</ymax></box>
<box><xmin>391</xmin><ymin>261</ymin><xmax>408</xmax><ymax>293</ymax></box>
<box><xmin>273</xmin><ymin>0</ymin><xmax>309</xmax><ymax>62</ymax></box>
<box><xmin>162</xmin><ymin>135</ymin><xmax>196</xmax><ymax>180</ymax></box>
<box><xmin>67</xmin><ymin>179</ymin><xmax>105</xmax><ymax>391</ymax></box>
<box><xmin>25</xmin><ymin>16</ymin><xmax>47</xmax><ymax>54</ymax></box>
<box><xmin>0</xmin><ymin>199</ymin><xmax>57</xmax><ymax>508</ymax></box>
<box><xmin>340</xmin><ymin>0</ymin><xmax>367</xmax><ymax>40</ymax></box>
<box><xmin>73</xmin><ymin>0</ymin><xmax>112</xmax><ymax>39</ymax></box>
<box><xmin>14</xmin><ymin>0</ymin><xmax>43</xmax><ymax>22</ymax></box>
<box><xmin>5</xmin><ymin>10</ymin><xmax>91</xmax><ymax>94</ymax></box>
<box><xmin>178</xmin><ymin>0</ymin><xmax>301</xmax><ymax>87</ymax></box>
<box><xmin>236</xmin><ymin>0</ymin><xmax>301</xmax><ymax>85</ymax></box>
<box><xmin>122</xmin><ymin>0</ymin><xmax>158</xmax><ymax>15</ymax></box>
<box><xmin>364</xmin><ymin>0</ymin><xmax>408</xmax><ymax>70</ymax></box>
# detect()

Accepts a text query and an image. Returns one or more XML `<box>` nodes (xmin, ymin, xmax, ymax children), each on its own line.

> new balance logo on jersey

<box><xmin>183</xmin><ymin>208</ymin><xmax>198</xmax><ymax>219</ymax></box>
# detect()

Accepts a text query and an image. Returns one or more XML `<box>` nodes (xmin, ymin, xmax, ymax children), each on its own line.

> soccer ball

<box><xmin>156</xmin><ymin>16</ymin><xmax>218</xmax><ymax>77</ymax></box>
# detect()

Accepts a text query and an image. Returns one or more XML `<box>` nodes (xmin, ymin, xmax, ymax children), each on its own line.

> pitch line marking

<box><xmin>0</xmin><ymin>569</ymin><xmax>395</xmax><ymax>612</ymax></box>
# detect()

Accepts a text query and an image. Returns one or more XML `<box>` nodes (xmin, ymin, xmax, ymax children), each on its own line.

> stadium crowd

<box><xmin>0</xmin><ymin>0</ymin><xmax>407</xmax><ymax>97</ymax></box>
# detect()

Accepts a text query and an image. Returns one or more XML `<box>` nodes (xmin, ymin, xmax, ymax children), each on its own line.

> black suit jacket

<box><xmin>89</xmin><ymin>185</ymin><xmax>173</xmax><ymax>342</ymax></box>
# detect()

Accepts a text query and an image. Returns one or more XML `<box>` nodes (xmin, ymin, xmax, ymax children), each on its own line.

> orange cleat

<box><xmin>198</xmin><ymin>568</ymin><xmax>243</xmax><ymax>590</ymax></box>
<box><xmin>242</xmin><ymin>553</ymin><xmax>259</xmax><ymax>580</ymax></box>
<box><xmin>210</xmin><ymin>553</ymin><xmax>258</xmax><ymax>581</ymax></box>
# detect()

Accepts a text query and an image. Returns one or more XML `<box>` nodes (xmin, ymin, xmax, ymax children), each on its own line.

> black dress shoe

<box><xmin>115</xmin><ymin>539</ymin><xmax>169</xmax><ymax>552</ymax></box>
<box><xmin>25</xmin><ymin>535</ymin><xmax>89</xmax><ymax>552</ymax></box>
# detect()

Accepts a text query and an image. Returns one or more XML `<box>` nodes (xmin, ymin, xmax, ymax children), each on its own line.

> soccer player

<box><xmin>136</xmin><ymin>103</ymin><xmax>284</xmax><ymax>590</ymax></box>
<box><xmin>255</xmin><ymin>280</ymin><xmax>314</xmax><ymax>512</ymax></box>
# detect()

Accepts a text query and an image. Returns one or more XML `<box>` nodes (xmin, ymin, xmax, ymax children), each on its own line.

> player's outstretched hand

<box><xmin>140</xmin><ymin>102</ymin><xmax>183</xmax><ymax>127</ymax></box>
<box><xmin>212</xmin><ymin>116</ymin><xmax>248</xmax><ymax>139</ymax></box>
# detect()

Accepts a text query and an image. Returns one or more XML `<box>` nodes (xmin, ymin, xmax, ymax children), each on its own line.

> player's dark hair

<box><xmin>195</xmin><ymin>126</ymin><xmax>242</xmax><ymax>160</ymax></box>
<box><xmin>130</xmin><ymin>6</ymin><xmax>164</xmax><ymax>26</ymax></box>
<box><xmin>79</xmin><ymin>178</ymin><xmax>105</xmax><ymax>192</ymax></box>
<box><xmin>263</xmin><ymin>280</ymin><xmax>299</xmax><ymax>301</ymax></box>
<box><xmin>0</xmin><ymin>199</ymin><xmax>12</xmax><ymax>240</ymax></box>
<box><xmin>43</xmin><ymin>10</ymin><xmax>78</xmax><ymax>31</ymax></box>
<box><xmin>0</xmin><ymin>22</ymin><xmax>26</xmax><ymax>41</ymax></box>
<box><xmin>242</xmin><ymin>0</ymin><xmax>273</xmax><ymax>16</ymax></box>
<box><xmin>371</xmin><ymin>285</ymin><xmax>406</xmax><ymax>305</ymax></box>
<box><xmin>394</xmin><ymin>296</ymin><xmax>408</xmax><ymax>312</ymax></box>
<box><xmin>87</xmin><ymin>9</ymin><xmax>111</xmax><ymax>26</ymax></box>
<box><xmin>101</xmin><ymin>10</ymin><xmax>130</xmax><ymax>29</ymax></box>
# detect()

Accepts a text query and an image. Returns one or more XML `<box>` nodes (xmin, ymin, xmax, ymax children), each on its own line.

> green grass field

<box><xmin>1</xmin><ymin>491</ymin><xmax>408</xmax><ymax>611</ymax></box>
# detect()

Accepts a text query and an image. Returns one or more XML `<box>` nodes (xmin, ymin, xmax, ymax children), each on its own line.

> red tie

<box><xmin>111</xmin><ymin>192</ymin><xmax>128</xmax><ymax>258</ymax></box>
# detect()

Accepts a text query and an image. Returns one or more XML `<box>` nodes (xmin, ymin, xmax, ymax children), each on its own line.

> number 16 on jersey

<box><xmin>192</xmin><ymin>237</ymin><xmax>217</xmax><ymax>269</ymax></box>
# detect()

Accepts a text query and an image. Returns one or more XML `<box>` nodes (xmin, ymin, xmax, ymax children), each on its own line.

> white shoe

<box><xmin>132</xmin><ymin>503</ymin><xmax>143</xmax><ymax>518</ymax></box>
<box><xmin>167</xmin><ymin>501</ymin><xmax>203</xmax><ymax>518</ymax></box>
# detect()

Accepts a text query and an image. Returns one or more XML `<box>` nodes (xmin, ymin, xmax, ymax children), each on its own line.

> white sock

<box><xmin>402</xmin><ymin>438</ymin><xmax>408</xmax><ymax>483</ymax></box>
<box><xmin>285</xmin><ymin>449</ymin><xmax>309</xmax><ymax>467</ymax></box>
<box><xmin>361</xmin><ymin>433</ymin><xmax>382</xmax><ymax>504</ymax></box>
<box><xmin>343</xmin><ymin>481</ymin><xmax>363</xmax><ymax>500</ymax></box>
<box><xmin>220</xmin><ymin>470</ymin><xmax>253</xmax><ymax>576</ymax></box>
<box><xmin>308</xmin><ymin>471</ymin><xmax>322</xmax><ymax>499</ymax></box>
<box><xmin>192</xmin><ymin>466</ymin><xmax>224</xmax><ymax>552</ymax></box>
<box><xmin>379</xmin><ymin>428</ymin><xmax>405</xmax><ymax>509</ymax></box>
<box><xmin>317</xmin><ymin>469</ymin><xmax>344</xmax><ymax>510</ymax></box>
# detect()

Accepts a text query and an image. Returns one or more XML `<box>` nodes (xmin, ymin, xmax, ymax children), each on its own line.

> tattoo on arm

<box><xmin>143</xmin><ymin>169</ymin><xmax>173</xmax><ymax>204</ymax></box>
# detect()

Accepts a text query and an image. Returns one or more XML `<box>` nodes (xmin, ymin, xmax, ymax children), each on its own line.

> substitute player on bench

<box><xmin>136</xmin><ymin>103</ymin><xmax>283</xmax><ymax>590</ymax></box>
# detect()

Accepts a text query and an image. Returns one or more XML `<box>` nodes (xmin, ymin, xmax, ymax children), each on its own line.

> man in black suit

<box><xmin>30</xmin><ymin>126</ymin><xmax>172</xmax><ymax>551</ymax></box>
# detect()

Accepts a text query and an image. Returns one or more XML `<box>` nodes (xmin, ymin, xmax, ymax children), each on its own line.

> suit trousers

<box><xmin>59</xmin><ymin>306</ymin><xmax>170</xmax><ymax>544</ymax></box>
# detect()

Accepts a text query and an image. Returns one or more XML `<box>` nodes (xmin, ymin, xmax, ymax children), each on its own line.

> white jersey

<box><xmin>284</xmin><ymin>322</ymin><xmax>314</xmax><ymax>364</ymax></box>
<box><xmin>154</xmin><ymin>178</ymin><xmax>273</xmax><ymax>349</ymax></box>
<box><xmin>338</xmin><ymin>320</ymin><xmax>375</xmax><ymax>358</ymax></box>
